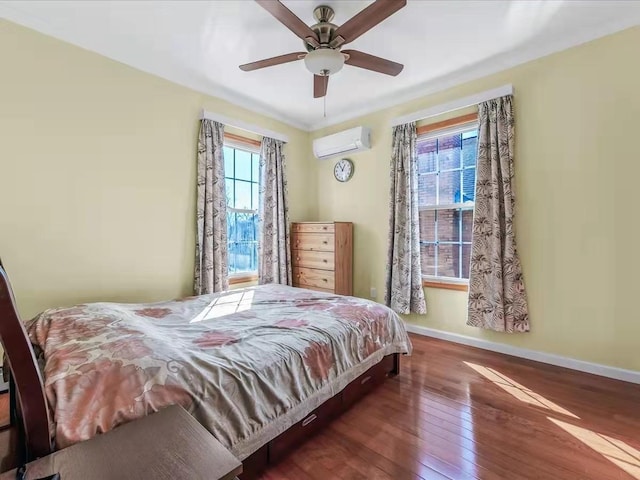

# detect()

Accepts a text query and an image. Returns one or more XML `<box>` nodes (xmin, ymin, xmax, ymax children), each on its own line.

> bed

<box><xmin>0</xmin><ymin>263</ymin><xmax>411</xmax><ymax>478</ymax></box>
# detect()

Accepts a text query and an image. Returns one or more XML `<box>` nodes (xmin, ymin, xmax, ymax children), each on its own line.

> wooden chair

<box><xmin>0</xmin><ymin>259</ymin><xmax>52</xmax><ymax>462</ymax></box>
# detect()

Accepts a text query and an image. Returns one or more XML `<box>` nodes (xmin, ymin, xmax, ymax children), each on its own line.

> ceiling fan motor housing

<box><xmin>243</xmin><ymin>0</ymin><xmax>407</xmax><ymax>98</ymax></box>
<box><xmin>305</xmin><ymin>5</ymin><xmax>338</xmax><ymax>51</ymax></box>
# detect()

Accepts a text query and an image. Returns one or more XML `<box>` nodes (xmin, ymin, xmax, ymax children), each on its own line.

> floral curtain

<box><xmin>258</xmin><ymin>137</ymin><xmax>291</xmax><ymax>285</ymax></box>
<box><xmin>194</xmin><ymin>119</ymin><xmax>228</xmax><ymax>295</ymax></box>
<box><xmin>467</xmin><ymin>95</ymin><xmax>529</xmax><ymax>332</ymax></box>
<box><xmin>385</xmin><ymin>122</ymin><xmax>427</xmax><ymax>314</ymax></box>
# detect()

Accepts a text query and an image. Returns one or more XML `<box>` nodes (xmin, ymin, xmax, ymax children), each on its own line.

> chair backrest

<box><xmin>0</xmin><ymin>259</ymin><xmax>52</xmax><ymax>460</ymax></box>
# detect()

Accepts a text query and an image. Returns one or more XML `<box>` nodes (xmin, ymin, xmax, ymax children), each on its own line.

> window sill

<box><xmin>229</xmin><ymin>273</ymin><xmax>258</xmax><ymax>285</ymax></box>
<box><xmin>422</xmin><ymin>278</ymin><xmax>469</xmax><ymax>292</ymax></box>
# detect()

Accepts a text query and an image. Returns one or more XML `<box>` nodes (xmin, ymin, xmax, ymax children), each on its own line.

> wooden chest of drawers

<box><xmin>291</xmin><ymin>222</ymin><xmax>353</xmax><ymax>296</ymax></box>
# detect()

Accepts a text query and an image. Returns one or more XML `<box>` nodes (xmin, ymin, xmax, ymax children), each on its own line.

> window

<box><xmin>417</xmin><ymin>121</ymin><xmax>478</xmax><ymax>284</ymax></box>
<box><xmin>223</xmin><ymin>144</ymin><xmax>260</xmax><ymax>276</ymax></box>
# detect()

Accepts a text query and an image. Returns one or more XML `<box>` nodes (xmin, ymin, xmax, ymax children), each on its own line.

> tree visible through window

<box><xmin>418</xmin><ymin>123</ymin><xmax>478</xmax><ymax>281</ymax></box>
<box><xmin>223</xmin><ymin>145</ymin><xmax>260</xmax><ymax>275</ymax></box>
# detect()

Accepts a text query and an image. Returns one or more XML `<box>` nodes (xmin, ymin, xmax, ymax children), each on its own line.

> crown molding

<box><xmin>2</xmin><ymin>4</ymin><xmax>638</xmax><ymax>133</ymax></box>
<box><xmin>0</xmin><ymin>4</ymin><xmax>310</xmax><ymax>131</ymax></box>
<box><xmin>307</xmin><ymin>17</ymin><xmax>640</xmax><ymax>131</ymax></box>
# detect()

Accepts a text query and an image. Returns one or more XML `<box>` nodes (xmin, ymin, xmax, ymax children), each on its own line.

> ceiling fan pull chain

<box><xmin>323</xmin><ymin>94</ymin><xmax>326</xmax><ymax>118</ymax></box>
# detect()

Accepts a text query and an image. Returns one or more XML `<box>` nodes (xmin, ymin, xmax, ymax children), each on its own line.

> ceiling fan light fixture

<box><xmin>304</xmin><ymin>48</ymin><xmax>344</xmax><ymax>76</ymax></box>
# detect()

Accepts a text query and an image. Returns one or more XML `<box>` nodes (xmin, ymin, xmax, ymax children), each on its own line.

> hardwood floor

<box><xmin>0</xmin><ymin>394</ymin><xmax>8</xmax><ymax>429</ymax></box>
<box><xmin>0</xmin><ymin>393</ymin><xmax>16</xmax><ymax>473</ymax></box>
<box><xmin>259</xmin><ymin>333</ymin><xmax>640</xmax><ymax>480</ymax></box>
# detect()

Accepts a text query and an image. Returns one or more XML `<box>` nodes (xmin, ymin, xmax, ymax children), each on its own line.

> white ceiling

<box><xmin>1</xmin><ymin>1</ymin><xmax>639</xmax><ymax>131</ymax></box>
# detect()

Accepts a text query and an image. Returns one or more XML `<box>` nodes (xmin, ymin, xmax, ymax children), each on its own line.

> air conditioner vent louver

<box><xmin>313</xmin><ymin>126</ymin><xmax>371</xmax><ymax>160</ymax></box>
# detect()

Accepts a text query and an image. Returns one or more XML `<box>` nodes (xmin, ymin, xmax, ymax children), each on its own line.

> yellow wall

<box><xmin>0</xmin><ymin>19</ymin><xmax>314</xmax><ymax>321</ymax></box>
<box><xmin>311</xmin><ymin>26</ymin><xmax>640</xmax><ymax>371</ymax></box>
<box><xmin>2</xmin><ymin>18</ymin><xmax>638</xmax><ymax>372</ymax></box>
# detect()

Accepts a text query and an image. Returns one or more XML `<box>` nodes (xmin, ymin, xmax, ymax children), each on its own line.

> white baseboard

<box><xmin>404</xmin><ymin>323</ymin><xmax>640</xmax><ymax>385</ymax></box>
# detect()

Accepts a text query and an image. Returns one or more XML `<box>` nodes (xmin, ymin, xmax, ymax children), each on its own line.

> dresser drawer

<box><xmin>293</xmin><ymin>267</ymin><xmax>335</xmax><ymax>291</ymax></box>
<box><xmin>295</xmin><ymin>285</ymin><xmax>334</xmax><ymax>294</ymax></box>
<box><xmin>291</xmin><ymin>223</ymin><xmax>335</xmax><ymax>234</ymax></box>
<box><xmin>292</xmin><ymin>232</ymin><xmax>334</xmax><ymax>252</ymax></box>
<box><xmin>291</xmin><ymin>250</ymin><xmax>334</xmax><ymax>270</ymax></box>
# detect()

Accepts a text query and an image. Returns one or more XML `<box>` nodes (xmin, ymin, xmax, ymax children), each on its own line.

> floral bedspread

<box><xmin>27</xmin><ymin>284</ymin><xmax>412</xmax><ymax>459</ymax></box>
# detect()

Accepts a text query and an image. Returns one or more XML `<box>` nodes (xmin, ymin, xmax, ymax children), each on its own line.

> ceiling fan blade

<box><xmin>314</xmin><ymin>75</ymin><xmax>329</xmax><ymax>98</ymax></box>
<box><xmin>343</xmin><ymin>50</ymin><xmax>403</xmax><ymax>76</ymax></box>
<box><xmin>256</xmin><ymin>0</ymin><xmax>319</xmax><ymax>44</ymax></box>
<box><xmin>239</xmin><ymin>52</ymin><xmax>306</xmax><ymax>71</ymax></box>
<box><xmin>333</xmin><ymin>0</ymin><xmax>406</xmax><ymax>45</ymax></box>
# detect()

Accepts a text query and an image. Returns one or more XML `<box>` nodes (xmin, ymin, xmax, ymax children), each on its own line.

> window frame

<box><xmin>223</xmin><ymin>134</ymin><xmax>261</xmax><ymax>283</ymax></box>
<box><xmin>417</xmin><ymin>116</ymin><xmax>479</xmax><ymax>290</ymax></box>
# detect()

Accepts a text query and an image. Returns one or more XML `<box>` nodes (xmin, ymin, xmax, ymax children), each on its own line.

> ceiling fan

<box><xmin>240</xmin><ymin>0</ymin><xmax>407</xmax><ymax>98</ymax></box>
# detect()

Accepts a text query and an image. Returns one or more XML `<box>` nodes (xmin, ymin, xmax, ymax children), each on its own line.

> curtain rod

<box><xmin>390</xmin><ymin>84</ymin><xmax>513</xmax><ymax>127</ymax></box>
<box><xmin>200</xmin><ymin>109</ymin><xmax>289</xmax><ymax>143</ymax></box>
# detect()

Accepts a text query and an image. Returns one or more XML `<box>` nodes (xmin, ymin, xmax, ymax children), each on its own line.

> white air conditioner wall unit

<box><xmin>313</xmin><ymin>126</ymin><xmax>371</xmax><ymax>160</ymax></box>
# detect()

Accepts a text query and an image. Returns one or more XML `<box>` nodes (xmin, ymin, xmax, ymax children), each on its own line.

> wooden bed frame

<box><xmin>0</xmin><ymin>259</ymin><xmax>399</xmax><ymax>478</ymax></box>
<box><xmin>240</xmin><ymin>352</ymin><xmax>398</xmax><ymax>479</ymax></box>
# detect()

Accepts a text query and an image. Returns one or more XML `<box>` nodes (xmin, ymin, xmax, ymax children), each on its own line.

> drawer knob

<box><xmin>323</xmin><ymin>278</ymin><xmax>327</xmax><ymax>282</ymax></box>
<box><xmin>323</xmin><ymin>241</ymin><xmax>328</xmax><ymax>244</ymax></box>
<box><xmin>323</xmin><ymin>259</ymin><xmax>327</xmax><ymax>263</ymax></box>
<box><xmin>302</xmin><ymin>414</ymin><xmax>317</xmax><ymax>427</ymax></box>
<box><xmin>296</xmin><ymin>257</ymin><xmax>300</xmax><ymax>261</ymax></box>
<box><xmin>322</xmin><ymin>226</ymin><xmax>327</xmax><ymax>230</ymax></box>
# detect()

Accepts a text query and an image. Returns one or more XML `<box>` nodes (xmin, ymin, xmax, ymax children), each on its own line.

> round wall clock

<box><xmin>334</xmin><ymin>158</ymin><xmax>354</xmax><ymax>182</ymax></box>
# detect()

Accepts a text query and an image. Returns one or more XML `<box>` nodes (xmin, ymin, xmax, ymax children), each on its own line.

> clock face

<box><xmin>334</xmin><ymin>158</ymin><xmax>354</xmax><ymax>182</ymax></box>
